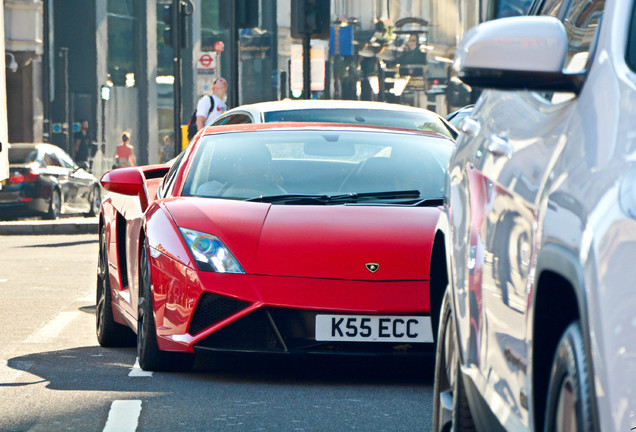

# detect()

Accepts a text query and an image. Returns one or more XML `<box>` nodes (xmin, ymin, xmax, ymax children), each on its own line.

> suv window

<box><xmin>537</xmin><ymin>0</ymin><xmax>569</xmax><ymax>18</ymax></box>
<box><xmin>627</xmin><ymin>0</ymin><xmax>636</xmax><ymax>70</ymax></box>
<box><xmin>562</xmin><ymin>0</ymin><xmax>604</xmax><ymax>73</ymax></box>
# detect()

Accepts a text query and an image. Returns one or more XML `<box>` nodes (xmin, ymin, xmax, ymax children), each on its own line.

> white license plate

<box><xmin>315</xmin><ymin>315</ymin><xmax>433</xmax><ymax>343</ymax></box>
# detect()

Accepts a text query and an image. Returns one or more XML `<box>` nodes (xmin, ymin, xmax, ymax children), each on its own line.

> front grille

<box><xmin>194</xmin><ymin>308</ymin><xmax>433</xmax><ymax>356</ymax></box>
<box><xmin>189</xmin><ymin>293</ymin><xmax>250</xmax><ymax>335</ymax></box>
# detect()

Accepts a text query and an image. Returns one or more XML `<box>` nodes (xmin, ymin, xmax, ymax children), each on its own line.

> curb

<box><xmin>0</xmin><ymin>217</ymin><xmax>99</xmax><ymax>236</ymax></box>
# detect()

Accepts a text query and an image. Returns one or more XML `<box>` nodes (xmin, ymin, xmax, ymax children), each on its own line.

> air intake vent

<box><xmin>189</xmin><ymin>293</ymin><xmax>250</xmax><ymax>335</ymax></box>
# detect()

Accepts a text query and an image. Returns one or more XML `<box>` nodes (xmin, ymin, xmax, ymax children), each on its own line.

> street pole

<box><xmin>59</xmin><ymin>47</ymin><xmax>71</xmax><ymax>155</ymax></box>
<box><xmin>172</xmin><ymin>0</ymin><xmax>183</xmax><ymax>158</ymax></box>
<box><xmin>302</xmin><ymin>34</ymin><xmax>311</xmax><ymax>99</ymax></box>
<box><xmin>229</xmin><ymin>2</ymin><xmax>239</xmax><ymax>108</ymax></box>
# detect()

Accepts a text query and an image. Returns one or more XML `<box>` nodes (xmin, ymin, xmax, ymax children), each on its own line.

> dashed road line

<box><xmin>129</xmin><ymin>358</ymin><xmax>153</xmax><ymax>377</ymax></box>
<box><xmin>103</xmin><ymin>400</ymin><xmax>142</xmax><ymax>432</ymax></box>
<box><xmin>23</xmin><ymin>311</ymin><xmax>82</xmax><ymax>344</ymax></box>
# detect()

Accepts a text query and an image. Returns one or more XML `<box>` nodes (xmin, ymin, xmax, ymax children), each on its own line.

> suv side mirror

<box><xmin>454</xmin><ymin>16</ymin><xmax>584</xmax><ymax>93</ymax></box>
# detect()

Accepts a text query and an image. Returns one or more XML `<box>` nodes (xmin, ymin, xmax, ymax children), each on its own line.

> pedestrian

<box><xmin>398</xmin><ymin>34</ymin><xmax>427</xmax><ymax>76</ymax></box>
<box><xmin>113</xmin><ymin>131</ymin><xmax>136</xmax><ymax>168</ymax></box>
<box><xmin>159</xmin><ymin>132</ymin><xmax>176</xmax><ymax>163</ymax></box>
<box><xmin>74</xmin><ymin>119</ymin><xmax>91</xmax><ymax>166</ymax></box>
<box><xmin>195</xmin><ymin>77</ymin><xmax>228</xmax><ymax>131</ymax></box>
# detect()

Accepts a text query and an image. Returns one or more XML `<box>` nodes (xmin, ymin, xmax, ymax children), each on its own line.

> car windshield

<box><xmin>181</xmin><ymin>129</ymin><xmax>453</xmax><ymax>205</ymax></box>
<box><xmin>263</xmin><ymin>108</ymin><xmax>456</xmax><ymax>139</ymax></box>
<box><xmin>9</xmin><ymin>146</ymin><xmax>38</xmax><ymax>165</ymax></box>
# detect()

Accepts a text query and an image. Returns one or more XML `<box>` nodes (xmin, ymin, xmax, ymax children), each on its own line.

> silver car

<box><xmin>210</xmin><ymin>99</ymin><xmax>458</xmax><ymax>139</ymax></box>
<box><xmin>431</xmin><ymin>0</ymin><xmax>636</xmax><ymax>431</ymax></box>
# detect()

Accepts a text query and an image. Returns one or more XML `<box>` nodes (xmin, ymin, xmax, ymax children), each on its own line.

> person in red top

<box><xmin>114</xmin><ymin>131</ymin><xmax>136</xmax><ymax>168</ymax></box>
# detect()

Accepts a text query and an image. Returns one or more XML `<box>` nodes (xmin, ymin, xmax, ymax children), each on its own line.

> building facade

<box><xmin>5</xmin><ymin>0</ymin><xmax>464</xmax><ymax>177</ymax></box>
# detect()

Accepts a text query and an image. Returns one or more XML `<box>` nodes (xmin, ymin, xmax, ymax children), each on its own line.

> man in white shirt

<box><xmin>195</xmin><ymin>77</ymin><xmax>228</xmax><ymax>131</ymax></box>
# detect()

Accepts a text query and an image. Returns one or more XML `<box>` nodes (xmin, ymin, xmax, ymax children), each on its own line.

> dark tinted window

<box><xmin>263</xmin><ymin>109</ymin><xmax>456</xmax><ymax>138</ymax></box>
<box><xmin>43</xmin><ymin>152</ymin><xmax>62</xmax><ymax>167</ymax></box>
<box><xmin>8</xmin><ymin>147</ymin><xmax>38</xmax><ymax>164</ymax></box>
<box><xmin>628</xmin><ymin>1</ymin><xmax>636</xmax><ymax>70</ymax></box>
<box><xmin>538</xmin><ymin>0</ymin><xmax>570</xmax><ymax>17</ymax></box>
<box><xmin>182</xmin><ymin>129</ymin><xmax>453</xmax><ymax>202</ymax></box>
<box><xmin>492</xmin><ymin>0</ymin><xmax>534</xmax><ymax>17</ymax></box>
<box><xmin>212</xmin><ymin>113</ymin><xmax>253</xmax><ymax>126</ymax></box>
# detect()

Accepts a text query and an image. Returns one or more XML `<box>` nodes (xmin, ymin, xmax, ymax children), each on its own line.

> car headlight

<box><xmin>180</xmin><ymin>228</ymin><xmax>245</xmax><ymax>273</ymax></box>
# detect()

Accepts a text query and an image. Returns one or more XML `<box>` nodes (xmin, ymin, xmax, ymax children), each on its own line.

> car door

<box><xmin>461</xmin><ymin>0</ymin><xmax>604</xmax><ymax>427</ymax></box>
<box><xmin>63</xmin><ymin>148</ymin><xmax>94</xmax><ymax>212</ymax></box>
<box><xmin>42</xmin><ymin>149</ymin><xmax>73</xmax><ymax>212</ymax></box>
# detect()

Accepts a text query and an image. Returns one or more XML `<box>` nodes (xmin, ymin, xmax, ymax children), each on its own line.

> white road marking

<box><xmin>103</xmin><ymin>400</ymin><xmax>142</xmax><ymax>432</ymax></box>
<box><xmin>23</xmin><ymin>311</ymin><xmax>82</xmax><ymax>344</ymax></box>
<box><xmin>78</xmin><ymin>291</ymin><xmax>96</xmax><ymax>302</ymax></box>
<box><xmin>129</xmin><ymin>358</ymin><xmax>153</xmax><ymax>377</ymax></box>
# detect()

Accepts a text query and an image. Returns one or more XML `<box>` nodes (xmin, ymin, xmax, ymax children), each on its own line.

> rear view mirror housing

<box><xmin>454</xmin><ymin>16</ymin><xmax>585</xmax><ymax>93</ymax></box>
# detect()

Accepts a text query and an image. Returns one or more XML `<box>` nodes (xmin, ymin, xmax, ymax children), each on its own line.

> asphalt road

<box><xmin>0</xmin><ymin>234</ymin><xmax>435</xmax><ymax>431</ymax></box>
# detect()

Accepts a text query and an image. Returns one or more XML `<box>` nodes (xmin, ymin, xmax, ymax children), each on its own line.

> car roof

<box><xmin>9</xmin><ymin>143</ymin><xmax>61</xmax><ymax>152</ymax></box>
<box><xmin>222</xmin><ymin>99</ymin><xmax>444</xmax><ymax>116</ymax></box>
<box><xmin>200</xmin><ymin>121</ymin><xmax>454</xmax><ymax>140</ymax></box>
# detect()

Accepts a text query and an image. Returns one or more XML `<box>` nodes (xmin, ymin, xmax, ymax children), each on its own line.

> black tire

<box><xmin>137</xmin><ymin>238</ymin><xmax>195</xmax><ymax>372</ymax></box>
<box><xmin>432</xmin><ymin>289</ymin><xmax>476</xmax><ymax>432</ymax></box>
<box><xmin>96</xmin><ymin>226</ymin><xmax>135</xmax><ymax>347</ymax></box>
<box><xmin>46</xmin><ymin>188</ymin><xmax>62</xmax><ymax>220</ymax></box>
<box><xmin>543</xmin><ymin>322</ymin><xmax>593</xmax><ymax>432</ymax></box>
<box><xmin>86</xmin><ymin>185</ymin><xmax>101</xmax><ymax>217</ymax></box>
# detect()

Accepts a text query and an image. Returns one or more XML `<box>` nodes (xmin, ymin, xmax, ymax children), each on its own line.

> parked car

<box><xmin>430</xmin><ymin>0</ymin><xmax>636</xmax><ymax>431</ymax></box>
<box><xmin>0</xmin><ymin>143</ymin><xmax>100</xmax><ymax>219</ymax></box>
<box><xmin>209</xmin><ymin>99</ymin><xmax>458</xmax><ymax>139</ymax></box>
<box><xmin>96</xmin><ymin>122</ymin><xmax>455</xmax><ymax>372</ymax></box>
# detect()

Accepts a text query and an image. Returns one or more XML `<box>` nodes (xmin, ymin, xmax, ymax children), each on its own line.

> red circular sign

<box><xmin>213</xmin><ymin>41</ymin><xmax>225</xmax><ymax>53</ymax></box>
<box><xmin>199</xmin><ymin>53</ymin><xmax>213</xmax><ymax>67</ymax></box>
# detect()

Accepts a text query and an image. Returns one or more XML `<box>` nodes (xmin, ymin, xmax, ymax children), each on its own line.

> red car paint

<box><xmin>98</xmin><ymin>123</ymin><xmax>452</xmax><ymax>358</ymax></box>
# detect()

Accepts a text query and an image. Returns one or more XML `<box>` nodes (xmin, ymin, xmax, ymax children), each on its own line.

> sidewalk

<box><xmin>0</xmin><ymin>217</ymin><xmax>98</xmax><ymax>236</ymax></box>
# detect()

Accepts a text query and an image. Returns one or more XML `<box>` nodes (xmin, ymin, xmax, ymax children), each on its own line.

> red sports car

<box><xmin>96</xmin><ymin>123</ymin><xmax>454</xmax><ymax>371</ymax></box>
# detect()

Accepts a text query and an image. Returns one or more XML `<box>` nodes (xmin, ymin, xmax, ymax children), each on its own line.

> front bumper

<box><xmin>193</xmin><ymin>303</ymin><xmax>433</xmax><ymax>356</ymax></box>
<box><xmin>149</xmin><ymin>253</ymin><xmax>432</xmax><ymax>355</ymax></box>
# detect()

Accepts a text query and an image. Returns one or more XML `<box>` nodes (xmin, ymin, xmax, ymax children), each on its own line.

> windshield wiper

<box><xmin>246</xmin><ymin>190</ymin><xmax>421</xmax><ymax>205</ymax></box>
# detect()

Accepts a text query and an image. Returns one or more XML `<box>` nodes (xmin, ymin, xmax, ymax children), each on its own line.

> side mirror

<box><xmin>100</xmin><ymin>166</ymin><xmax>166</xmax><ymax>212</ymax></box>
<box><xmin>101</xmin><ymin>167</ymin><xmax>145</xmax><ymax>196</ymax></box>
<box><xmin>454</xmin><ymin>16</ymin><xmax>583</xmax><ymax>93</ymax></box>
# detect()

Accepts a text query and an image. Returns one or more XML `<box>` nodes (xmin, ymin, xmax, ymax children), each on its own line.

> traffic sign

<box><xmin>197</xmin><ymin>52</ymin><xmax>216</xmax><ymax>71</ymax></box>
<box><xmin>213</xmin><ymin>41</ymin><xmax>225</xmax><ymax>53</ymax></box>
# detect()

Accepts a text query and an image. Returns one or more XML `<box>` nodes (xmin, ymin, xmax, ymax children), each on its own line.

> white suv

<box><xmin>430</xmin><ymin>0</ymin><xmax>636</xmax><ymax>431</ymax></box>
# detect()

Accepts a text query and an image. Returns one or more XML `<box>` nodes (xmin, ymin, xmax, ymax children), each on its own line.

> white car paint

<box><xmin>439</xmin><ymin>0</ymin><xmax>636</xmax><ymax>431</ymax></box>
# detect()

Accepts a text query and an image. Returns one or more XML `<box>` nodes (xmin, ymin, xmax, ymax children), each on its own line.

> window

<box><xmin>488</xmin><ymin>0</ymin><xmax>534</xmax><ymax>19</ymax></box>
<box><xmin>626</xmin><ymin>0</ymin><xmax>636</xmax><ymax>70</ymax></box>
<box><xmin>213</xmin><ymin>114</ymin><xmax>253</xmax><ymax>126</ymax></box>
<box><xmin>158</xmin><ymin>150</ymin><xmax>186</xmax><ymax>198</ymax></box>
<box><xmin>537</xmin><ymin>0</ymin><xmax>570</xmax><ymax>18</ymax></box>
<box><xmin>44</xmin><ymin>152</ymin><xmax>62</xmax><ymax>168</ymax></box>
<box><xmin>562</xmin><ymin>0</ymin><xmax>604</xmax><ymax>73</ymax></box>
<box><xmin>55</xmin><ymin>149</ymin><xmax>76</xmax><ymax>169</ymax></box>
<box><xmin>108</xmin><ymin>0</ymin><xmax>137</xmax><ymax>86</ymax></box>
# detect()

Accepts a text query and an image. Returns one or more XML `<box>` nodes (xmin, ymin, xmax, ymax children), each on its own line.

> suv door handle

<box><xmin>487</xmin><ymin>135</ymin><xmax>513</xmax><ymax>158</ymax></box>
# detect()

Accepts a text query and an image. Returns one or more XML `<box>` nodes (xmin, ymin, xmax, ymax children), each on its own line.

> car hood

<box><xmin>165</xmin><ymin>198</ymin><xmax>438</xmax><ymax>281</ymax></box>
